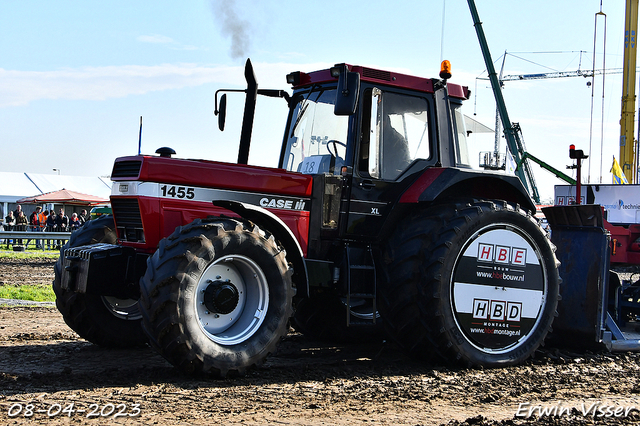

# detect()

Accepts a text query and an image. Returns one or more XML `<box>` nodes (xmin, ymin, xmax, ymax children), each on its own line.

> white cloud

<box><xmin>137</xmin><ymin>34</ymin><xmax>175</xmax><ymax>44</ymax></box>
<box><xmin>171</xmin><ymin>44</ymin><xmax>200</xmax><ymax>51</ymax></box>
<box><xmin>137</xmin><ymin>34</ymin><xmax>203</xmax><ymax>51</ymax></box>
<box><xmin>0</xmin><ymin>62</ymin><xmax>330</xmax><ymax>107</ymax></box>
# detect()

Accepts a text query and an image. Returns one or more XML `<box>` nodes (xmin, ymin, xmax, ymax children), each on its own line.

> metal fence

<box><xmin>0</xmin><ymin>231</ymin><xmax>72</xmax><ymax>249</ymax></box>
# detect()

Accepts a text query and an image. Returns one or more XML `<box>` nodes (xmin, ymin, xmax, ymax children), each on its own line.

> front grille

<box><xmin>112</xmin><ymin>160</ymin><xmax>142</xmax><ymax>178</ymax></box>
<box><xmin>362</xmin><ymin>68</ymin><xmax>391</xmax><ymax>81</ymax></box>
<box><xmin>111</xmin><ymin>198</ymin><xmax>145</xmax><ymax>243</ymax></box>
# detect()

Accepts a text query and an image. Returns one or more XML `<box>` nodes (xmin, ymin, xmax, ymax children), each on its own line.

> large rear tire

<box><xmin>380</xmin><ymin>200</ymin><xmax>560</xmax><ymax>367</ymax></box>
<box><xmin>139</xmin><ymin>218</ymin><xmax>294</xmax><ymax>377</ymax></box>
<box><xmin>53</xmin><ymin>215</ymin><xmax>147</xmax><ymax>348</ymax></box>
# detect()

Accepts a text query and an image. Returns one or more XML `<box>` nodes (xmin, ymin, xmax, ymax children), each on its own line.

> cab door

<box><xmin>343</xmin><ymin>87</ymin><xmax>435</xmax><ymax>238</ymax></box>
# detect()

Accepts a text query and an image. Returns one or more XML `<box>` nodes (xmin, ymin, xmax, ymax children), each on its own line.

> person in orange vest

<box><xmin>37</xmin><ymin>209</ymin><xmax>47</xmax><ymax>249</ymax></box>
<box><xmin>40</xmin><ymin>210</ymin><xmax>49</xmax><ymax>230</ymax></box>
<box><xmin>28</xmin><ymin>206</ymin><xmax>47</xmax><ymax>249</ymax></box>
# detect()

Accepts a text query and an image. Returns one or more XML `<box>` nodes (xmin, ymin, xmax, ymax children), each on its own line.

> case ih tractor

<box><xmin>54</xmin><ymin>59</ymin><xmax>560</xmax><ymax>377</ymax></box>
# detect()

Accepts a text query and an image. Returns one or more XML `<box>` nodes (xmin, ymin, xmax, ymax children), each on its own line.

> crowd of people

<box><xmin>3</xmin><ymin>206</ymin><xmax>90</xmax><ymax>249</ymax></box>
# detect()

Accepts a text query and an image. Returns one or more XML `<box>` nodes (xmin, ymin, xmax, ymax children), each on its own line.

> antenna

<box><xmin>138</xmin><ymin>116</ymin><xmax>143</xmax><ymax>155</ymax></box>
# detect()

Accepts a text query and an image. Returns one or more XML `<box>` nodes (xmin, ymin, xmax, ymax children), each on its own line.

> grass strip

<box><xmin>0</xmin><ymin>285</ymin><xmax>55</xmax><ymax>302</ymax></box>
<box><xmin>0</xmin><ymin>251</ymin><xmax>59</xmax><ymax>260</ymax></box>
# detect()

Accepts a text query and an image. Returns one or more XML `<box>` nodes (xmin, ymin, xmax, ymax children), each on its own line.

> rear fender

<box><xmin>400</xmin><ymin>168</ymin><xmax>535</xmax><ymax>212</ymax></box>
<box><xmin>212</xmin><ymin>200</ymin><xmax>308</xmax><ymax>297</ymax></box>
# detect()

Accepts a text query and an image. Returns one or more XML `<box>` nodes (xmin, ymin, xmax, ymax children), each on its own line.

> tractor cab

<box><xmin>279</xmin><ymin>63</ymin><xmax>472</xmax><ymax>179</ymax></box>
<box><xmin>278</xmin><ymin>63</ymin><xmax>474</xmax><ymax>250</ymax></box>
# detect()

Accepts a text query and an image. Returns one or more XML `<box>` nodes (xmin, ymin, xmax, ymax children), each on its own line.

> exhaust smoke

<box><xmin>210</xmin><ymin>0</ymin><xmax>251</xmax><ymax>60</ymax></box>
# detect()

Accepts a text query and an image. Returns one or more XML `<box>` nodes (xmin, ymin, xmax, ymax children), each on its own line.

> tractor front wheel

<box><xmin>52</xmin><ymin>215</ymin><xmax>147</xmax><ymax>348</ymax></box>
<box><xmin>139</xmin><ymin>218</ymin><xmax>294</xmax><ymax>377</ymax></box>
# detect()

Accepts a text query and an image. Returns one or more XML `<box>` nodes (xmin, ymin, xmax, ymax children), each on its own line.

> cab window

<box><xmin>452</xmin><ymin>102</ymin><xmax>471</xmax><ymax>167</ymax></box>
<box><xmin>359</xmin><ymin>88</ymin><xmax>431</xmax><ymax>180</ymax></box>
<box><xmin>282</xmin><ymin>88</ymin><xmax>349</xmax><ymax>175</ymax></box>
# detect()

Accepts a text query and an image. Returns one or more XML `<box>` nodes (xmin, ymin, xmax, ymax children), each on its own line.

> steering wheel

<box><xmin>326</xmin><ymin>140</ymin><xmax>347</xmax><ymax>158</ymax></box>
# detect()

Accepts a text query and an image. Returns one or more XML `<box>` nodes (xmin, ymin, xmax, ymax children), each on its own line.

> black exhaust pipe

<box><xmin>237</xmin><ymin>58</ymin><xmax>258</xmax><ymax>165</ymax></box>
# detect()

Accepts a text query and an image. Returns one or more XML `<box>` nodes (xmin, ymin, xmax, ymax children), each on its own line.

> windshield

<box><xmin>281</xmin><ymin>88</ymin><xmax>349</xmax><ymax>175</ymax></box>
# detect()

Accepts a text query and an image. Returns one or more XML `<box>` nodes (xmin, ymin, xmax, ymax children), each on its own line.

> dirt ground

<box><xmin>1</xmin><ymin>257</ymin><xmax>640</xmax><ymax>425</ymax></box>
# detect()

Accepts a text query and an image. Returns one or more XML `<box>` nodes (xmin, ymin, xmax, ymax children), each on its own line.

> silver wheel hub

<box><xmin>195</xmin><ymin>255</ymin><xmax>269</xmax><ymax>346</ymax></box>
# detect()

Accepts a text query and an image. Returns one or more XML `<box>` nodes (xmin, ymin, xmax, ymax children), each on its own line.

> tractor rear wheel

<box><xmin>53</xmin><ymin>215</ymin><xmax>147</xmax><ymax>348</ymax></box>
<box><xmin>139</xmin><ymin>218</ymin><xmax>294</xmax><ymax>377</ymax></box>
<box><xmin>380</xmin><ymin>200</ymin><xmax>560</xmax><ymax>367</ymax></box>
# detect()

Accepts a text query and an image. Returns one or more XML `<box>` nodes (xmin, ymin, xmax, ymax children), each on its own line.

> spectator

<box><xmin>15</xmin><ymin>210</ymin><xmax>28</xmax><ymax>245</ymax></box>
<box><xmin>15</xmin><ymin>210</ymin><xmax>28</xmax><ymax>229</ymax></box>
<box><xmin>46</xmin><ymin>210</ymin><xmax>57</xmax><ymax>250</ymax></box>
<box><xmin>79</xmin><ymin>209</ymin><xmax>89</xmax><ymax>225</ymax></box>
<box><xmin>29</xmin><ymin>209</ymin><xmax>37</xmax><ymax>228</ymax></box>
<box><xmin>37</xmin><ymin>207</ymin><xmax>46</xmax><ymax>249</ymax></box>
<box><xmin>13</xmin><ymin>204</ymin><xmax>22</xmax><ymax>219</ymax></box>
<box><xmin>55</xmin><ymin>209</ymin><xmax>68</xmax><ymax>249</ymax></box>
<box><xmin>69</xmin><ymin>213</ymin><xmax>82</xmax><ymax>231</ymax></box>
<box><xmin>55</xmin><ymin>209</ymin><xmax>68</xmax><ymax>232</ymax></box>
<box><xmin>4</xmin><ymin>211</ymin><xmax>15</xmax><ymax>229</ymax></box>
<box><xmin>40</xmin><ymin>210</ymin><xmax>49</xmax><ymax>249</ymax></box>
<box><xmin>41</xmin><ymin>210</ymin><xmax>49</xmax><ymax>229</ymax></box>
<box><xmin>27</xmin><ymin>206</ymin><xmax>46</xmax><ymax>249</ymax></box>
<box><xmin>3</xmin><ymin>211</ymin><xmax>15</xmax><ymax>246</ymax></box>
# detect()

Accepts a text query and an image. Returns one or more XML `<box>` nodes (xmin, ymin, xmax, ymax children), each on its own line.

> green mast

<box><xmin>467</xmin><ymin>0</ymin><xmax>540</xmax><ymax>203</ymax></box>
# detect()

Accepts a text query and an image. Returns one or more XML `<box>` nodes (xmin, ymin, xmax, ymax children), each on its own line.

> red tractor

<box><xmin>54</xmin><ymin>60</ymin><xmax>560</xmax><ymax>376</ymax></box>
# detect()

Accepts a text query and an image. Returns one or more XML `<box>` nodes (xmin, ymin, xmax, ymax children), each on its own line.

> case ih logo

<box><xmin>473</xmin><ymin>299</ymin><xmax>522</xmax><ymax>322</ymax></box>
<box><xmin>477</xmin><ymin>243</ymin><xmax>527</xmax><ymax>266</ymax></box>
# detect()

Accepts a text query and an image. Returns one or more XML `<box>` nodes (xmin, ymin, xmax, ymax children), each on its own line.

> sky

<box><xmin>0</xmin><ymin>0</ymin><xmax>632</xmax><ymax>202</ymax></box>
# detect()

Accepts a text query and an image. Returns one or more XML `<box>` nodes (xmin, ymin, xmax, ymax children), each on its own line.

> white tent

<box><xmin>0</xmin><ymin>173</ymin><xmax>40</xmax><ymax>204</ymax></box>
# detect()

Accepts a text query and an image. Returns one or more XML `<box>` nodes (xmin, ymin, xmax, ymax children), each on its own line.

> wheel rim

<box><xmin>101</xmin><ymin>297</ymin><xmax>142</xmax><ymax>321</ymax></box>
<box><xmin>449</xmin><ymin>224</ymin><xmax>548</xmax><ymax>354</ymax></box>
<box><xmin>195</xmin><ymin>255</ymin><xmax>269</xmax><ymax>346</ymax></box>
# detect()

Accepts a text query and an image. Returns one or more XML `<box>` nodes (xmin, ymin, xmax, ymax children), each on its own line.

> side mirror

<box><xmin>216</xmin><ymin>93</ymin><xmax>227</xmax><ymax>131</ymax></box>
<box><xmin>333</xmin><ymin>65</ymin><xmax>360</xmax><ymax>115</ymax></box>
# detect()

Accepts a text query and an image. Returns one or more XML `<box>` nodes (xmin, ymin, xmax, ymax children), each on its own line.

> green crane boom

<box><xmin>467</xmin><ymin>0</ymin><xmax>541</xmax><ymax>203</ymax></box>
<box><xmin>517</xmin><ymin>152</ymin><xmax>577</xmax><ymax>186</ymax></box>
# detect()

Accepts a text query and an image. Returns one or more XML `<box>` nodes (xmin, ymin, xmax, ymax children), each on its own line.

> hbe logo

<box><xmin>473</xmin><ymin>299</ymin><xmax>522</xmax><ymax>322</ymax></box>
<box><xmin>477</xmin><ymin>243</ymin><xmax>527</xmax><ymax>266</ymax></box>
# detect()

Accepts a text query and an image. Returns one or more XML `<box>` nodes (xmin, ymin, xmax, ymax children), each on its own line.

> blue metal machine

<box><xmin>544</xmin><ymin>205</ymin><xmax>640</xmax><ymax>351</ymax></box>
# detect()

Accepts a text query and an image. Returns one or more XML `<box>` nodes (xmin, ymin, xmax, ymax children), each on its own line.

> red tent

<box><xmin>17</xmin><ymin>189</ymin><xmax>109</xmax><ymax>206</ymax></box>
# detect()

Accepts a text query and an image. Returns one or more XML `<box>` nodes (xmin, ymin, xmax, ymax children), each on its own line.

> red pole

<box><xmin>569</xmin><ymin>144</ymin><xmax>588</xmax><ymax>205</ymax></box>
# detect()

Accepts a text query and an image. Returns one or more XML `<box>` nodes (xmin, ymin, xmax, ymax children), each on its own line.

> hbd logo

<box><xmin>473</xmin><ymin>299</ymin><xmax>522</xmax><ymax>322</ymax></box>
<box><xmin>477</xmin><ymin>243</ymin><xmax>527</xmax><ymax>266</ymax></box>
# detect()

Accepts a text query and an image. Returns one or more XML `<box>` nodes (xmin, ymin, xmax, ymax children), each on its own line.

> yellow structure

<box><xmin>620</xmin><ymin>0</ymin><xmax>638</xmax><ymax>183</ymax></box>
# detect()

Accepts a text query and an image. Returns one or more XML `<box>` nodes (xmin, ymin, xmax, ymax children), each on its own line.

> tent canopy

<box><xmin>17</xmin><ymin>189</ymin><xmax>109</xmax><ymax>206</ymax></box>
